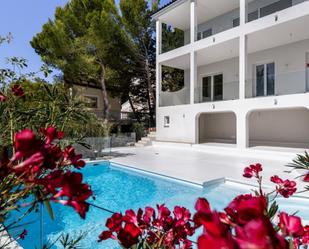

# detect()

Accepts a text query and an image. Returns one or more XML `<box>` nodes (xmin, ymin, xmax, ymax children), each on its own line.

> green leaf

<box><xmin>44</xmin><ymin>200</ymin><xmax>54</xmax><ymax>220</ymax></box>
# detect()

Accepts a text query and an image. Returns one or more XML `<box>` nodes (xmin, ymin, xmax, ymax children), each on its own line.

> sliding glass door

<box><xmin>256</xmin><ymin>63</ymin><xmax>275</xmax><ymax>97</ymax></box>
<box><xmin>202</xmin><ymin>74</ymin><xmax>223</xmax><ymax>102</ymax></box>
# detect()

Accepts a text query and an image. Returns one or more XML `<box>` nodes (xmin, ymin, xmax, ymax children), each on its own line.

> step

<box><xmin>147</xmin><ymin>134</ymin><xmax>156</xmax><ymax>139</ymax></box>
<box><xmin>141</xmin><ymin>137</ymin><xmax>151</xmax><ymax>142</ymax></box>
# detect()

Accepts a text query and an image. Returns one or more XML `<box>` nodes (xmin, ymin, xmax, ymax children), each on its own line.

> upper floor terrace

<box><xmin>154</xmin><ymin>0</ymin><xmax>309</xmax><ymax>107</ymax></box>
<box><xmin>153</xmin><ymin>0</ymin><xmax>309</xmax><ymax>56</ymax></box>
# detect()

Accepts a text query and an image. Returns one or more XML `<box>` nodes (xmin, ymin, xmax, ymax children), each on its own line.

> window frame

<box><xmin>84</xmin><ymin>95</ymin><xmax>99</xmax><ymax>109</ymax></box>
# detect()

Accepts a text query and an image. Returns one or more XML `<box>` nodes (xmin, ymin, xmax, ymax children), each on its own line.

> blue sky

<box><xmin>0</xmin><ymin>0</ymin><xmax>170</xmax><ymax>82</ymax></box>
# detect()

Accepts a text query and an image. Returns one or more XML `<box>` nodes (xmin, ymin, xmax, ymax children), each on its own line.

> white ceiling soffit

<box><xmin>248</xmin><ymin>14</ymin><xmax>309</xmax><ymax>53</ymax></box>
<box><xmin>197</xmin><ymin>38</ymin><xmax>239</xmax><ymax>66</ymax></box>
<box><xmin>161</xmin><ymin>53</ymin><xmax>190</xmax><ymax>70</ymax></box>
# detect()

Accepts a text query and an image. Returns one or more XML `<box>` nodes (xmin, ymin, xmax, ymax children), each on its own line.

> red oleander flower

<box><xmin>197</xmin><ymin>211</ymin><xmax>237</xmax><ymax>249</ymax></box>
<box><xmin>51</xmin><ymin>171</ymin><xmax>92</xmax><ymax>219</ymax></box>
<box><xmin>235</xmin><ymin>218</ymin><xmax>287</xmax><ymax>249</ymax></box>
<box><xmin>243</xmin><ymin>163</ymin><xmax>262</xmax><ymax>178</ymax></box>
<box><xmin>106</xmin><ymin>213</ymin><xmax>123</xmax><ymax>232</ymax></box>
<box><xmin>304</xmin><ymin>173</ymin><xmax>309</xmax><ymax>182</ymax></box>
<box><xmin>117</xmin><ymin>223</ymin><xmax>141</xmax><ymax>248</ymax></box>
<box><xmin>35</xmin><ymin>170</ymin><xmax>65</xmax><ymax>194</ymax></box>
<box><xmin>53</xmin><ymin>171</ymin><xmax>92</xmax><ymax>202</ymax></box>
<box><xmin>11</xmin><ymin>84</ymin><xmax>25</xmax><ymax>97</ymax></box>
<box><xmin>56</xmin><ymin>199</ymin><xmax>90</xmax><ymax>219</ymax></box>
<box><xmin>40</xmin><ymin>126</ymin><xmax>64</xmax><ymax>144</ymax></box>
<box><xmin>271</xmin><ymin>175</ymin><xmax>297</xmax><ymax>198</ymax></box>
<box><xmin>143</xmin><ymin>207</ymin><xmax>155</xmax><ymax>225</ymax></box>
<box><xmin>12</xmin><ymin>129</ymin><xmax>41</xmax><ymax>161</ymax></box>
<box><xmin>0</xmin><ymin>92</ymin><xmax>7</xmax><ymax>102</ymax></box>
<box><xmin>63</xmin><ymin>145</ymin><xmax>86</xmax><ymax>169</ymax></box>
<box><xmin>279</xmin><ymin>212</ymin><xmax>304</xmax><ymax>237</ymax></box>
<box><xmin>225</xmin><ymin>194</ymin><xmax>267</xmax><ymax>225</ymax></box>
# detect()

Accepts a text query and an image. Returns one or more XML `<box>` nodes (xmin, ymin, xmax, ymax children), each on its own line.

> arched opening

<box><xmin>248</xmin><ymin>107</ymin><xmax>309</xmax><ymax>149</ymax></box>
<box><xmin>197</xmin><ymin>112</ymin><xmax>237</xmax><ymax>144</ymax></box>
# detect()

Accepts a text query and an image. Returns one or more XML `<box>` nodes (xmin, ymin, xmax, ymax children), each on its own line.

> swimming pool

<box><xmin>13</xmin><ymin>161</ymin><xmax>309</xmax><ymax>248</ymax></box>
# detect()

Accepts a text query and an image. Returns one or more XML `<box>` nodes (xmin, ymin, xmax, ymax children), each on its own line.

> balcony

<box><xmin>155</xmin><ymin>0</ymin><xmax>309</xmax><ymax>55</ymax></box>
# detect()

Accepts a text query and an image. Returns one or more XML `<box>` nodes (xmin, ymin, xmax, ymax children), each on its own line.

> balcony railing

<box><xmin>245</xmin><ymin>69</ymin><xmax>309</xmax><ymax>98</ymax></box>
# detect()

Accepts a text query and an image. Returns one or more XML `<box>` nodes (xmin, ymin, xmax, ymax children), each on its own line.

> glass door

<box><xmin>255</xmin><ymin>62</ymin><xmax>275</xmax><ymax>97</ymax></box>
<box><xmin>201</xmin><ymin>74</ymin><xmax>223</xmax><ymax>102</ymax></box>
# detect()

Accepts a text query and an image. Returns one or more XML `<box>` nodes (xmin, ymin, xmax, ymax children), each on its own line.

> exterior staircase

<box><xmin>135</xmin><ymin>131</ymin><xmax>156</xmax><ymax>147</ymax></box>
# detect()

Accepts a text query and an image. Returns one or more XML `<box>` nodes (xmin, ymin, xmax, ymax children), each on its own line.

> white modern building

<box><xmin>152</xmin><ymin>0</ymin><xmax>309</xmax><ymax>149</ymax></box>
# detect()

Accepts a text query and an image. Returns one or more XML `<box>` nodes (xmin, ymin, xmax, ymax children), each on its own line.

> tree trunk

<box><xmin>128</xmin><ymin>94</ymin><xmax>140</xmax><ymax>122</ymax></box>
<box><xmin>99</xmin><ymin>63</ymin><xmax>110</xmax><ymax>121</ymax></box>
<box><xmin>145</xmin><ymin>57</ymin><xmax>155</xmax><ymax>127</ymax></box>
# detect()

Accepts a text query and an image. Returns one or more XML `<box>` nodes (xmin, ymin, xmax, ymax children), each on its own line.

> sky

<box><xmin>0</xmin><ymin>0</ymin><xmax>170</xmax><ymax>82</ymax></box>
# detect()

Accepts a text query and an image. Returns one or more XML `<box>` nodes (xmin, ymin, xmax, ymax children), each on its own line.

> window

<box><xmin>214</xmin><ymin>74</ymin><xmax>223</xmax><ymax>101</ymax></box>
<box><xmin>260</xmin><ymin>0</ymin><xmax>292</xmax><ymax>18</ymax></box>
<box><xmin>248</xmin><ymin>10</ymin><xmax>259</xmax><ymax>22</ymax></box>
<box><xmin>197</xmin><ymin>29</ymin><xmax>213</xmax><ymax>40</ymax></box>
<box><xmin>233</xmin><ymin>18</ymin><xmax>240</xmax><ymax>27</ymax></box>
<box><xmin>255</xmin><ymin>62</ymin><xmax>275</xmax><ymax>97</ymax></box>
<box><xmin>197</xmin><ymin>32</ymin><xmax>202</xmax><ymax>41</ymax></box>
<box><xmin>202</xmin><ymin>76</ymin><xmax>211</xmax><ymax>102</ymax></box>
<box><xmin>202</xmin><ymin>29</ymin><xmax>212</xmax><ymax>39</ymax></box>
<box><xmin>164</xmin><ymin>116</ymin><xmax>170</xmax><ymax>127</ymax></box>
<box><xmin>201</xmin><ymin>74</ymin><xmax>223</xmax><ymax>102</ymax></box>
<box><xmin>84</xmin><ymin>96</ymin><xmax>98</xmax><ymax>108</ymax></box>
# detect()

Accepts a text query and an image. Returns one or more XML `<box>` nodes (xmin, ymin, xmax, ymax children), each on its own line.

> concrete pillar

<box><xmin>156</xmin><ymin>20</ymin><xmax>162</xmax><ymax>55</ymax></box>
<box><xmin>240</xmin><ymin>0</ymin><xmax>246</xmax><ymax>25</ymax></box>
<box><xmin>237</xmin><ymin>112</ymin><xmax>249</xmax><ymax>149</ymax></box>
<box><xmin>190</xmin><ymin>51</ymin><xmax>197</xmax><ymax>104</ymax></box>
<box><xmin>190</xmin><ymin>0</ymin><xmax>197</xmax><ymax>43</ymax></box>
<box><xmin>239</xmin><ymin>34</ymin><xmax>247</xmax><ymax>99</ymax></box>
<box><xmin>156</xmin><ymin>21</ymin><xmax>162</xmax><ymax>108</ymax></box>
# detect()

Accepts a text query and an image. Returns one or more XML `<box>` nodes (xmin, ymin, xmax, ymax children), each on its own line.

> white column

<box><xmin>239</xmin><ymin>34</ymin><xmax>247</xmax><ymax>99</ymax></box>
<box><xmin>156</xmin><ymin>20</ymin><xmax>162</xmax><ymax>108</ymax></box>
<box><xmin>156</xmin><ymin>20</ymin><xmax>162</xmax><ymax>56</ymax></box>
<box><xmin>237</xmin><ymin>112</ymin><xmax>249</xmax><ymax>149</ymax></box>
<box><xmin>239</xmin><ymin>0</ymin><xmax>246</xmax><ymax>26</ymax></box>
<box><xmin>190</xmin><ymin>51</ymin><xmax>197</xmax><ymax>104</ymax></box>
<box><xmin>190</xmin><ymin>0</ymin><xmax>197</xmax><ymax>43</ymax></box>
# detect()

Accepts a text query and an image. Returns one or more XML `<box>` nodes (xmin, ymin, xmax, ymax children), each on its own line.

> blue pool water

<box><xmin>11</xmin><ymin>162</ymin><xmax>309</xmax><ymax>249</ymax></box>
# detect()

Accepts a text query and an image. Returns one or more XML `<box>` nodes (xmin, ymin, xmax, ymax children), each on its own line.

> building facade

<box><xmin>153</xmin><ymin>0</ymin><xmax>309</xmax><ymax>149</ymax></box>
<box><xmin>73</xmin><ymin>84</ymin><xmax>121</xmax><ymax>121</ymax></box>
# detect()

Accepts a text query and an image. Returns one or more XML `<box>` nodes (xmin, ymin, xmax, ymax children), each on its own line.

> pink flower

<box><xmin>11</xmin><ymin>84</ymin><xmax>25</xmax><ymax>97</ymax></box>
<box><xmin>12</xmin><ymin>129</ymin><xmax>40</xmax><ymax>161</ymax></box>
<box><xmin>40</xmin><ymin>126</ymin><xmax>64</xmax><ymax>144</ymax></box>
<box><xmin>304</xmin><ymin>173</ymin><xmax>309</xmax><ymax>182</ymax></box>
<box><xmin>0</xmin><ymin>92</ymin><xmax>7</xmax><ymax>102</ymax></box>
<box><xmin>279</xmin><ymin>212</ymin><xmax>304</xmax><ymax>237</ymax></box>
<box><xmin>235</xmin><ymin>218</ymin><xmax>287</xmax><ymax>249</ymax></box>
<box><xmin>117</xmin><ymin>223</ymin><xmax>141</xmax><ymax>248</ymax></box>
<box><xmin>271</xmin><ymin>176</ymin><xmax>297</xmax><ymax>198</ymax></box>
<box><xmin>106</xmin><ymin>213</ymin><xmax>123</xmax><ymax>232</ymax></box>
<box><xmin>243</xmin><ymin>163</ymin><xmax>263</xmax><ymax>178</ymax></box>
<box><xmin>63</xmin><ymin>145</ymin><xmax>86</xmax><ymax>169</ymax></box>
<box><xmin>225</xmin><ymin>194</ymin><xmax>267</xmax><ymax>225</ymax></box>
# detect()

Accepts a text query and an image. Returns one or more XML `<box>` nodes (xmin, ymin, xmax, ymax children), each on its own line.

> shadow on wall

<box><xmin>248</xmin><ymin>107</ymin><xmax>309</xmax><ymax>148</ymax></box>
<box><xmin>197</xmin><ymin>112</ymin><xmax>237</xmax><ymax>144</ymax></box>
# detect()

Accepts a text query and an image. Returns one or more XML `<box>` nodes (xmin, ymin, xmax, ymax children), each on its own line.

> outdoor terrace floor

<box><xmin>107</xmin><ymin>143</ymin><xmax>309</xmax><ymax>198</ymax></box>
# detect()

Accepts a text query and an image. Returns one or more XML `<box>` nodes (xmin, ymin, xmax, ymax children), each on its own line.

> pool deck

<box><xmin>107</xmin><ymin>143</ymin><xmax>309</xmax><ymax>198</ymax></box>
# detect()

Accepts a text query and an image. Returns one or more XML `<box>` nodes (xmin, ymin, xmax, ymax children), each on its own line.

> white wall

<box><xmin>194</xmin><ymin>39</ymin><xmax>309</xmax><ymax>101</ymax></box>
<box><xmin>247</xmin><ymin>39</ymin><xmax>309</xmax><ymax>97</ymax></box>
<box><xmin>197</xmin><ymin>57</ymin><xmax>239</xmax><ymax>102</ymax></box>
<box><xmin>160</xmin><ymin>69</ymin><xmax>190</xmax><ymax>106</ymax></box>
<box><xmin>199</xmin><ymin>112</ymin><xmax>236</xmax><ymax>143</ymax></box>
<box><xmin>249</xmin><ymin>108</ymin><xmax>309</xmax><ymax>147</ymax></box>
